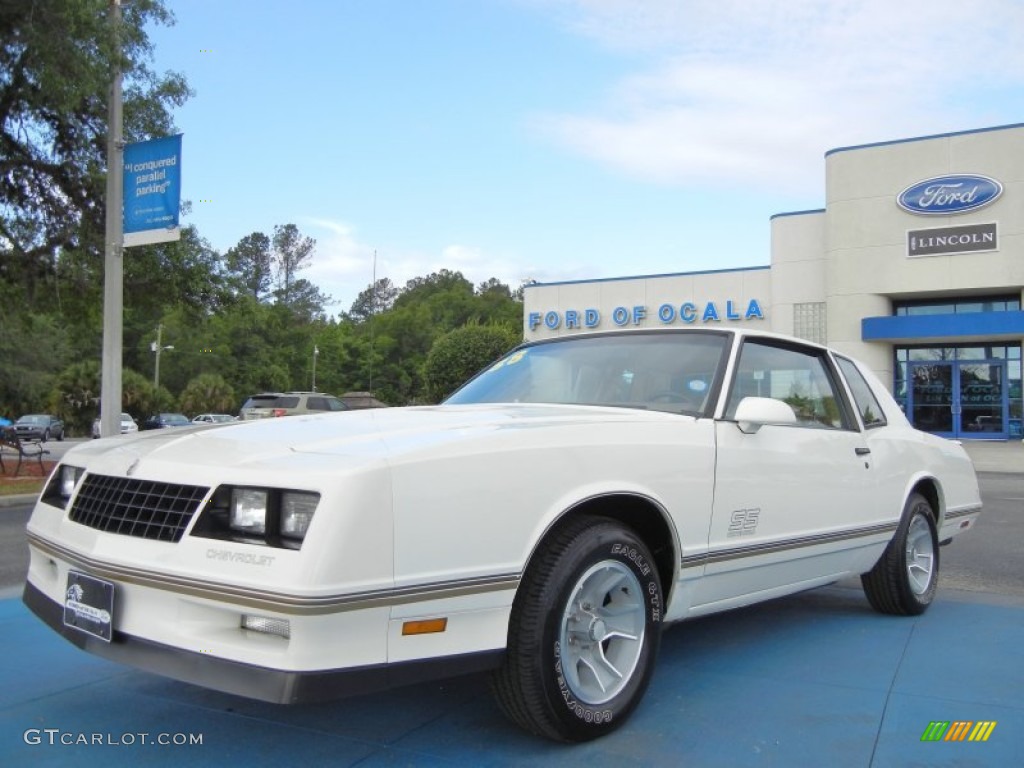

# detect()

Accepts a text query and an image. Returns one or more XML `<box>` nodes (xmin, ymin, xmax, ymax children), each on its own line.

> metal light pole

<box><xmin>311</xmin><ymin>345</ymin><xmax>319</xmax><ymax>392</ymax></box>
<box><xmin>99</xmin><ymin>0</ymin><xmax>124</xmax><ymax>439</ymax></box>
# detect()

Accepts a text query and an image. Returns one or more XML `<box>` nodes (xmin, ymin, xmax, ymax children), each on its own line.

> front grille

<box><xmin>69</xmin><ymin>474</ymin><xmax>210</xmax><ymax>542</ymax></box>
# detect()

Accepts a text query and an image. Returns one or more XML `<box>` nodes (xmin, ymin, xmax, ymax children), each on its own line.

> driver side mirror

<box><xmin>734</xmin><ymin>397</ymin><xmax>797</xmax><ymax>434</ymax></box>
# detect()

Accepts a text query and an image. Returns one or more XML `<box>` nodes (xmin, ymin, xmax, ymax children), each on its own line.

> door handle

<box><xmin>855</xmin><ymin>447</ymin><xmax>871</xmax><ymax>456</ymax></box>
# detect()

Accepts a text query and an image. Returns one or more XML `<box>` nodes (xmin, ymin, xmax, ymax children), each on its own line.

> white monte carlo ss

<box><xmin>23</xmin><ymin>328</ymin><xmax>982</xmax><ymax>742</ymax></box>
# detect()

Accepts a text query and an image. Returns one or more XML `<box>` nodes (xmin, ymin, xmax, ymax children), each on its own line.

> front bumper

<box><xmin>23</xmin><ymin>581</ymin><xmax>502</xmax><ymax>703</ymax></box>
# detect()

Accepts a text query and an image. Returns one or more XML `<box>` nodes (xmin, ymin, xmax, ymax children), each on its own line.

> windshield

<box><xmin>446</xmin><ymin>331</ymin><xmax>729</xmax><ymax>415</ymax></box>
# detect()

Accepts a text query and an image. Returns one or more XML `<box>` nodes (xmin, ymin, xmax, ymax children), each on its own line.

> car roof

<box><xmin>525</xmin><ymin>326</ymin><xmax>834</xmax><ymax>354</ymax></box>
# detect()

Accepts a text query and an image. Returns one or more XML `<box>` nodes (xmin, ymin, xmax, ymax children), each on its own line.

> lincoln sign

<box><xmin>907</xmin><ymin>223</ymin><xmax>998</xmax><ymax>258</ymax></box>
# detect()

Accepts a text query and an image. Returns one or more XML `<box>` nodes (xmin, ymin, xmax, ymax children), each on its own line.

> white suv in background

<box><xmin>238</xmin><ymin>392</ymin><xmax>349</xmax><ymax>421</ymax></box>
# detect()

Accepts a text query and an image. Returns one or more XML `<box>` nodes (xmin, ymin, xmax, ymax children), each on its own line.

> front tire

<box><xmin>491</xmin><ymin>517</ymin><xmax>663</xmax><ymax>742</ymax></box>
<box><xmin>861</xmin><ymin>492</ymin><xmax>939</xmax><ymax>615</ymax></box>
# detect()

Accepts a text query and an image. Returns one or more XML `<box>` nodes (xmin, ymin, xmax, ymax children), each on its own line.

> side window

<box><xmin>306</xmin><ymin>397</ymin><xmax>327</xmax><ymax>411</ymax></box>
<box><xmin>725</xmin><ymin>341</ymin><xmax>848</xmax><ymax>429</ymax></box>
<box><xmin>836</xmin><ymin>357</ymin><xmax>887</xmax><ymax>429</ymax></box>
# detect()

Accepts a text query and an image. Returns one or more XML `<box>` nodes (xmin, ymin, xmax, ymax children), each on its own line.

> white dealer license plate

<box><xmin>63</xmin><ymin>571</ymin><xmax>115</xmax><ymax>643</ymax></box>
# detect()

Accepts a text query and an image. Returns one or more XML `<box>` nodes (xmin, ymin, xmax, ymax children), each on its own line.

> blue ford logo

<box><xmin>897</xmin><ymin>174</ymin><xmax>1002</xmax><ymax>215</ymax></box>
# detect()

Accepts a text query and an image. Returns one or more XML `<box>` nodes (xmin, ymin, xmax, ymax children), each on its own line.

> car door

<box><xmin>692</xmin><ymin>337</ymin><xmax>880</xmax><ymax>611</ymax></box>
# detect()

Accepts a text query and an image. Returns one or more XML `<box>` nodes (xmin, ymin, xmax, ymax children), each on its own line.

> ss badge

<box><xmin>727</xmin><ymin>508</ymin><xmax>760</xmax><ymax>538</ymax></box>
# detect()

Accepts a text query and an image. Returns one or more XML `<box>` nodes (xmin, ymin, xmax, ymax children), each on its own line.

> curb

<box><xmin>0</xmin><ymin>494</ymin><xmax>39</xmax><ymax>508</ymax></box>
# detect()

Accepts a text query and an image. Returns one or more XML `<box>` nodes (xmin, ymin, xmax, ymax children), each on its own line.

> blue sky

<box><xmin>148</xmin><ymin>0</ymin><xmax>1024</xmax><ymax>315</ymax></box>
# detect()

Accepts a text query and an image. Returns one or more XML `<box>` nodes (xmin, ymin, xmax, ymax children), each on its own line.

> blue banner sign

<box><xmin>123</xmin><ymin>134</ymin><xmax>182</xmax><ymax>246</ymax></box>
<box><xmin>897</xmin><ymin>174</ymin><xmax>1002</xmax><ymax>216</ymax></box>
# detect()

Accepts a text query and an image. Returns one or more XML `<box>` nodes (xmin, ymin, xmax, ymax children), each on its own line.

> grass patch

<box><xmin>0</xmin><ymin>479</ymin><xmax>43</xmax><ymax>497</ymax></box>
<box><xmin>0</xmin><ymin>460</ymin><xmax>54</xmax><ymax>497</ymax></box>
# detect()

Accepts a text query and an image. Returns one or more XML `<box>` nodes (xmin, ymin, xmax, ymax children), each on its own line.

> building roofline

<box><xmin>825</xmin><ymin>122</ymin><xmax>1024</xmax><ymax>157</ymax></box>
<box><xmin>770</xmin><ymin>208</ymin><xmax>826</xmax><ymax>221</ymax></box>
<box><xmin>524</xmin><ymin>264</ymin><xmax>770</xmax><ymax>288</ymax></box>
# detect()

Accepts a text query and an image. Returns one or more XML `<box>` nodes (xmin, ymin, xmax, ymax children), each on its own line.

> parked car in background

<box><xmin>13</xmin><ymin>414</ymin><xmax>64</xmax><ymax>442</ymax></box>
<box><xmin>339</xmin><ymin>391</ymin><xmax>388</xmax><ymax>409</ymax></box>
<box><xmin>238</xmin><ymin>392</ymin><xmax>349</xmax><ymax>420</ymax></box>
<box><xmin>22</xmin><ymin>328</ymin><xmax>982</xmax><ymax>742</ymax></box>
<box><xmin>91</xmin><ymin>413</ymin><xmax>139</xmax><ymax>439</ymax></box>
<box><xmin>141</xmin><ymin>412</ymin><xmax>191</xmax><ymax>430</ymax></box>
<box><xmin>192</xmin><ymin>414</ymin><xmax>237</xmax><ymax>424</ymax></box>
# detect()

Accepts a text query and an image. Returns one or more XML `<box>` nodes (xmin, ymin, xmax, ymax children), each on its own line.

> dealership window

<box><xmin>894</xmin><ymin>295</ymin><xmax>1021</xmax><ymax>316</ymax></box>
<box><xmin>894</xmin><ymin>344</ymin><xmax>1022</xmax><ymax>438</ymax></box>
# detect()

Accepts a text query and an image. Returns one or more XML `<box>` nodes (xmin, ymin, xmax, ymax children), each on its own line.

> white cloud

<box><xmin>531</xmin><ymin>0</ymin><xmax>1024</xmax><ymax>192</ymax></box>
<box><xmin>301</xmin><ymin>219</ymin><xmax>557</xmax><ymax>314</ymax></box>
<box><xmin>300</xmin><ymin>218</ymin><xmax>376</xmax><ymax>311</ymax></box>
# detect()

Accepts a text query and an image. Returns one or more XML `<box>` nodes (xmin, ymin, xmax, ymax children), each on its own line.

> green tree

<box><xmin>271</xmin><ymin>223</ymin><xmax>316</xmax><ymax>306</ymax></box>
<box><xmin>225</xmin><ymin>231</ymin><xmax>272</xmax><ymax>301</ymax></box>
<box><xmin>423</xmin><ymin>324</ymin><xmax>521</xmax><ymax>403</ymax></box>
<box><xmin>0</xmin><ymin>0</ymin><xmax>191</xmax><ymax>309</ymax></box>
<box><xmin>51</xmin><ymin>359</ymin><xmax>101</xmax><ymax>435</ymax></box>
<box><xmin>347</xmin><ymin>277</ymin><xmax>398</xmax><ymax>323</ymax></box>
<box><xmin>178</xmin><ymin>373</ymin><xmax>236</xmax><ymax>416</ymax></box>
<box><xmin>0</xmin><ymin>309</ymin><xmax>73</xmax><ymax>417</ymax></box>
<box><xmin>121</xmin><ymin>368</ymin><xmax>154</xmax><ymax>418</ymax></box>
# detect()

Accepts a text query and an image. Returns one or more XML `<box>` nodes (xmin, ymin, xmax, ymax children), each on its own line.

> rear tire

<box><xmin>491</xmin><ymin>517</ymin><xmax>662</xmax><ymax>741</ymax></box>
<box><xmin>861</xmin><ymin>492</ymin><xmax>938</xmax><ymax>615</ymax></box>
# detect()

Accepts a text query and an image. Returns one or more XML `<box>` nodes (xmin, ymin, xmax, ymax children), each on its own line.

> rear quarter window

<box><xmin>836</xmin><ymin>356</ymin><xmax>887</xmax><ymax>429</ymax></box>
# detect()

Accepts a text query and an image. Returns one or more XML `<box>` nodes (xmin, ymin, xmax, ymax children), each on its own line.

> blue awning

<box><xmin>862</xmin><ymin>311</ymin><xmax>1024</xmax><ymax>343</ymax></box>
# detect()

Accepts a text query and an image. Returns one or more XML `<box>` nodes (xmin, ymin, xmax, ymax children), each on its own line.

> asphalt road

<box><xmin>937</xmin><ymin>472</ymin><xmax>1024</xmax><ymax>596</ymax></box>
<box><xmin>1</xmin><ymin>472</ymin><xmax>1020</xmax><ymax>597</ymax></box>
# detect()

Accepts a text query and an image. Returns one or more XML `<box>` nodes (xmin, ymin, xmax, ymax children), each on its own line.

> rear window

<box><xmin>243</xmin><ymin>395</ymin><xmax>299</xmax><ymax>409</ymax></box>
<box><xmin>307</xmin><ymin>396</ymin><xmax>348</xmax><ymax>411</ymax></box>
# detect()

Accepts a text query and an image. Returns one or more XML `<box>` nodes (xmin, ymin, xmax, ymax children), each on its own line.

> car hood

<box><xmin>64</xmin><ymin>403</ymin><xmax>688</xmax><ymax>476</ymax></box>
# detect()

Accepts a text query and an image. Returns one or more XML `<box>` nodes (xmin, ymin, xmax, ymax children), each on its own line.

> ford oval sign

<box><xmin>897</xmin><ymin>174</ymin><xmax>1003</xmax><ymax>215</ymax></box>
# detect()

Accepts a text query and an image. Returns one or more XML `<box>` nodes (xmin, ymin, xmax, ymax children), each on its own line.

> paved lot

<box><xmin>0</xmin><ymin>440</ymin><xmax>1020</xmax><ymax>766</ymax></box>
<box><xmin>1</xmin><ymin>584</ymin><xmax>1021</xmax><ymax>766</ymax></box>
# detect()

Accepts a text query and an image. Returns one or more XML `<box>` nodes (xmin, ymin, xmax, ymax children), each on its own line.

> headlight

<box><xmin>41</xmin><ymin>464</ymin><xmax>85</xmax><ymax>509</ymax></box>
<box><xmin>230</xmin><ymin>489</ymin><xmax>268</xmax><ymax>534</ymax></box>
<box><xmin>193</xmin><ymin>486</ymin><xmax>321</xmax><ymax>549</ymax></box>
<box><xmin>58</xmin><ymin>465</ymin><xmax>84</xmax><ymax>498</ymax></box>
<box><xmin>281</xmin><ymin>492</ymin><xmax>318</xmax><ymax>539</ymax></box>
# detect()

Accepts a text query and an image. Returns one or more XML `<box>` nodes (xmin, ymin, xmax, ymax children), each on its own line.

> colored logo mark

<box><xmin>897</xmin><ymin>174</ymin><xmax>1002</xmax><ymax>215</ymax></box>
<box><xmin>921</xmin><ymin>721</ymin><xmax>997</xmax><ymax>742</ymax></box>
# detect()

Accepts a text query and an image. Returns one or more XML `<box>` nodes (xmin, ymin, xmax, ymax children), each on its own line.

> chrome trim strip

<box><xmin>27</xmin><ymin>532</ymin><xmax>520</xmax><ymax>616</ymax></box>
<box><xmin>943</xmin><ymin>505</ymin><xmax>982</xmax><ymax>521</ymax></box>
<box><xmin>679</xmin><ymin>521</ymin><xmax>897</xmax><ymax>570</ymax></box>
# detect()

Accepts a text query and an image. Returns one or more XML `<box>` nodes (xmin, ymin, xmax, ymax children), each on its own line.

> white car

<box><xmin>191</xmin><ymin>413</ymin><xmax>237</xmax><ymax>424</ymax></box>
<box><xmin>90</xmin><ymin>412</ymin><xmax>138</xmax><ymax>439</ymax></box>
<box><xmin>23</xmin><ymin>328</ymin><xmax>981</xmax><ymax>742</ymax></box>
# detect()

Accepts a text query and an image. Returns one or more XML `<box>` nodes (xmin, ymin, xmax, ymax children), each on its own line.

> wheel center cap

<box><xmin>589</xmin><ymin>618</ymin><xmax>607</xmax><ymax>642</ymax></box>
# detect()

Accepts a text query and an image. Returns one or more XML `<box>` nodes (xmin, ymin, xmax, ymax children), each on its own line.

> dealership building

<box><xmin>522</xmin><ymin>122</ymin><xmax>1024</xmax><ymax>440</ymax></box>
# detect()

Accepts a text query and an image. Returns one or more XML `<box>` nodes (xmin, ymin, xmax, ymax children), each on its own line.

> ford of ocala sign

<box><xmin>528</xmin><ymin>299</ymin><xmax>765</xmax><ymax>332</ymax></box>
<box><xmin>897</xmin><ymin>174</ymin><xmax>1002</xmax><ymax>215</ymax></box>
